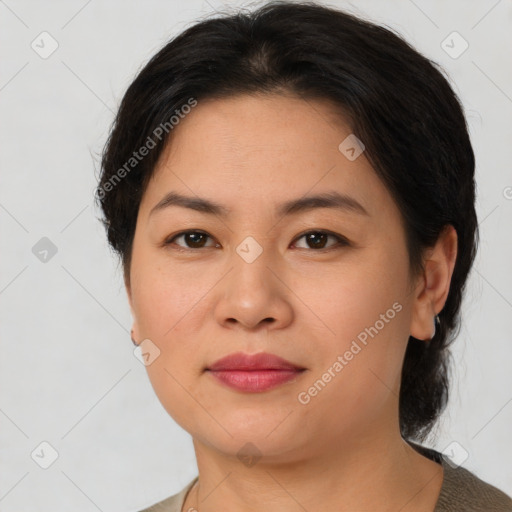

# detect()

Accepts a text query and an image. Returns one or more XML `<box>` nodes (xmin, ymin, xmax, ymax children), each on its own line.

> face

<box><xmin>127</xmin><ymin>93</ymin><xmax>423</xmax><ymax>462</ymax></box>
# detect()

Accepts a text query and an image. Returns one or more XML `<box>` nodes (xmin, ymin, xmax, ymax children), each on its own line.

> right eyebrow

<box><xmin>149</xmin><ymin>191</ymin><xmax>230</xmax><ymax>218</ymax></box>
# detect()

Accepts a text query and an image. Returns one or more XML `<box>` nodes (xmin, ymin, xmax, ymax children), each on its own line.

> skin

<box><xmin>126</xmin><ymin>93</ymin><xmax>458</xmax><ymax>512</ymax></box>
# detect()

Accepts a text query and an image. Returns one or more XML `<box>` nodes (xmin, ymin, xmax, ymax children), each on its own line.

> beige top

<box><xmin>139</xmin><ymin>444</ymin><xmax>512</xmax><ymax>511</ymax></box>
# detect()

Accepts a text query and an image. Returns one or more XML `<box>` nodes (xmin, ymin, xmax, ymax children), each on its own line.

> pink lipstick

<box><xmin>206</xmin><ymin>351</ymin><xmax>305</xmax><ymax>392</ymax></box>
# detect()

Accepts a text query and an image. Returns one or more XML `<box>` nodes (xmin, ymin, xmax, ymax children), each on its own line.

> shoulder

<box><xmin>409</xmin><ymin>441</ymin><xmax>512</xmax><ymax>512</ymax></box>
<box><xmin>138</xmin><ymin>476</ymin><xmax>198</xmax><ymax>512</ymax></box>
<box><xmin>435</xmin><ymin>461</ymin><xmax>512</xmax><ymax>512</ymax></box>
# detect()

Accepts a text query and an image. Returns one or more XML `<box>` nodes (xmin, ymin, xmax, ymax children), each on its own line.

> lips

<box><xmin>206</xmin><ymin>352</ymin><xmax>306</xmax><ymax>392</ymax></box>
<box><xmin>207</xmin><ymin>351</ymin><xmax>304</xmax><ymax>372</ymax></box>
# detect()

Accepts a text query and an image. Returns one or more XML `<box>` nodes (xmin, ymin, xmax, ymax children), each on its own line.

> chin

<box><xmin>194</xmin><ymin>411</ymin><xmax>311</xmax><ymax>458</ymax></box>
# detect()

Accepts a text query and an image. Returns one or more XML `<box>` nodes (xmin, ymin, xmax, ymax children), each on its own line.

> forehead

<box><xmin>139</xmin><ymin>93</ymin><xmax>397</xmax><ymax>222</ymax></box>
<box><xmin>163</xmin><ymin>93</ymin><xmax>351</xmax><ymax>158</ymax></box>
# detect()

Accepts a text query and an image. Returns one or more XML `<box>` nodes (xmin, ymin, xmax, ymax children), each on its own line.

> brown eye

<box><xmin>293</xmin><ymin>230</ymin><xmax>349</xmax><ymax>250</ymax></box>
<box><xmin>165</xmin><ymin>231</ymin><xmax>217</xmax><ymax>249</ymax></box>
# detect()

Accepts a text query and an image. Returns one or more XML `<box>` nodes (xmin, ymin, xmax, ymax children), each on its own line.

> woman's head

<box><xmin>96</xmin><ymin>1</ymin><xmax>478</xmax><ymax>447</ymax></box>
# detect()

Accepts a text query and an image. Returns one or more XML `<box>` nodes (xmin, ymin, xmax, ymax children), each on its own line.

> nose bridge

<box><xmin>215</xmin><ymin>234</ymin><xmax>293</xmax><ymax>330</ymax></box>
<box><xmin>230</xmin><ymin>234</ymin><xmax>275</xmax><ymax>302</ymax></box>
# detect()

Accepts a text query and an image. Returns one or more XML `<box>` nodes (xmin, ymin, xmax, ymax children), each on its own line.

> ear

<box><xmin>124</xmin><ymin>270</ymin><xmax>140</xmax><ymax>343</ymax></box>
<box><xmin>410</xmin><ymin>225</ymin><xmax>458</xmax><ymax>341</ymax></box>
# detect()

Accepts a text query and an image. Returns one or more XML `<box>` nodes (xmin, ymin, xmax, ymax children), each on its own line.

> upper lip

<box><xmin>207</xmin><ymin>351</ymin><xmax>305</xmax><ymax>371</ymax></box>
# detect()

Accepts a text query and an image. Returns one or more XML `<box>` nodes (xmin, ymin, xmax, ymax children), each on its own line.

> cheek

<box><xmin>130</xmin><ymin>260</ymin><xmax>213</xmax><ymax>429</ymax></box>
<box><xmin>296</xmin><ymin>245</ymin><xmax>409</xmax><ymax>398</ymax></box>
<box><xmin>131</xmin><ymin>253</ymin><xmax>209</xmax><ymax>339</ymax></box>
<box><xmin>302</xmin><ymin>245</ymin><xmax>408</xmax><ymax>343</ymax></box>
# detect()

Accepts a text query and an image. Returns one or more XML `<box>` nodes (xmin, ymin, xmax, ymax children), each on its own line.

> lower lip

<box><xmin>207</xmin><ymin>369</ymin><xmax>304</xmax><ymax>392</ymax></box>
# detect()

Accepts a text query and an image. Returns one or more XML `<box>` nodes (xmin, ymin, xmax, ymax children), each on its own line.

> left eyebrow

<box><xmin>276</xmin><ymin>191</ymin><xmax>369</xmax><ymax>217</ymax></box>
<box><xmin>148</xmin><ymin>190</ymin><xmax>369</xmax><ymax>218</ymax></box>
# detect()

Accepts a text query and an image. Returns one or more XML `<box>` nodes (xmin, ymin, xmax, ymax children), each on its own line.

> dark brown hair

<box><xmin>96</xmin><ymin>0</ymin><xmax>478</xmax><ymax>442</ymax></box>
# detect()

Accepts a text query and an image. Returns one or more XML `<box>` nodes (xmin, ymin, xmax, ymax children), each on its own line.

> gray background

<box><xmin>1</xmin><ymin>0</ymin><xmax>511</xmax><ymax>510</ymax></box>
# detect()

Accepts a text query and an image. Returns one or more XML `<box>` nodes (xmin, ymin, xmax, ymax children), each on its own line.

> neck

<box><xmin>183</xmin><ymin>425</ymin><xmax>443</xmax><ymax>512</ymax></box>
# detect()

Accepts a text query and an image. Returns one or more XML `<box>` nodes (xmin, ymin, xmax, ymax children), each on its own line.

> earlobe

<box><xmin>129</xmin><ymin>314</ymin><xmax>141</xmax><ymax>346</ymax></box>
<box><xmin>410</xmin><ymin>225</ymin><xmax>458</xmax><ymax>342</ymax></box>
<box><xmin>124</xmin><ymin>273</ymin><xmax>140</xmax><ymax>346</ymax></box>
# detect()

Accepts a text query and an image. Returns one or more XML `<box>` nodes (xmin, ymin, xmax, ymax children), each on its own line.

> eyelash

<box><xmin>163</xmin><ymin>229</ymin><xmax>350</xmax><ymax>252</ymax></box>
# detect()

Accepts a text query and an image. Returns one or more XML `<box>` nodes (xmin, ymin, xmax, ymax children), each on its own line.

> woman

<box><xmin>96</xmin><ymin>1</ymin><xmax>512</xmax><ymax>511</ymax></box>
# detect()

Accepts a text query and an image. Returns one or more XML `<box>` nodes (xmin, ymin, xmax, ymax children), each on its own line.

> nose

<box><xmin>213</xmin><ymin>250</ymin><xmax>294</xmax><ymax>332</ymax></box>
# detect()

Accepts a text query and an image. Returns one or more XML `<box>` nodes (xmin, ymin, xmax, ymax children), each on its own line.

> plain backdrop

<box><xmin>1</xmin><ymin>0</ymin><xmax>511</xmax><ymax>510</ymax></box>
